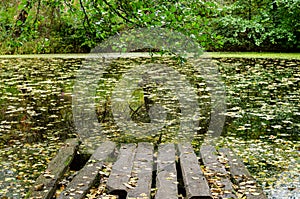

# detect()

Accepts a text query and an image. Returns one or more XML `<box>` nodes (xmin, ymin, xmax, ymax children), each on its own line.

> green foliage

<box><xmin>0</xmin><ymin>0</ymin><xmax>299</xmax><ymax>53</ymax></box>
<box><xmin>0</xmin><ymin>0</ymin><xmax>223</xmax><ymax>54</ymax></box>
<box><xmin>215</xmin><ymin>0</ymin><xmax>300</xmax><ymax>51</ymax></box>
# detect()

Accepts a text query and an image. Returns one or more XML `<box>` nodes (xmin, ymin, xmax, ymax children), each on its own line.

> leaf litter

<box><xmin>0</xmin><ymin>57</ymin><xmax>299</xmax><ymax>198</ymax></box>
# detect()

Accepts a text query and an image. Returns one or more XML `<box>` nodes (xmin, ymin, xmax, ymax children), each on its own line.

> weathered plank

<box><xmin>96</xmin><ymin>196</ymin><xmax>118</xmax><ymax>199</ymax></box>
<box><xmin>27</xmin><ymin>138</ymin><xmax>80</xmax><ymax>199</ymax></box>
<box><xmin>58</xmin><ymin>141</ymin><xmax>116</xmax><ymax>199</ymax></box>
<box><xmin>178</xmin><ymin>143</ymin><xmax>212</xmax><ymax>199</ymax></box>
<box><xmin>200</xmin><ymin>145</ymin><xmax>236</xmax><ymax>199</ymax></box>
<box><xmin>155</xmin><ymin>143</ymin><xmax>178</xmax><ymax>199</ymax></box>
<box><xmin>107</xmin><ymin>144</ymin><xmax>137</xmax><ymax>198</ymax></box>
<box><xmin>127</xmin><ymin>142</ymin><xmax>154</xmax><ymax>199</ymax></box>
<box><xmin>219</xmin><ymin>148</ymin><xmax>267</xmax><ymax>199</ymax></box>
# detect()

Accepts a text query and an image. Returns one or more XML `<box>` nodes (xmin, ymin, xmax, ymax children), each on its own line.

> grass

<box><xmin>209</xmin><ymin>52</ymin><xmax>300</xmax><ymax>60</ymax></box>
<box><xmin>0</xmin><ymin>52</ymin><xmax>300</xmax><ymax>60</ymax></box>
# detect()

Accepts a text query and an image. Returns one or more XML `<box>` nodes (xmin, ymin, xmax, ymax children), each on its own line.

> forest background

<box><xmin>0</xmin><ymin>0</ymin><xmax>299</xmax><ymax>55</ymax></box>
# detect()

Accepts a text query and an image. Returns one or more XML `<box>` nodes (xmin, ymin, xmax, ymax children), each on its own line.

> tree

<box><xmin>0</xmin><ymin>0</ymin><xmax>299</xmax><ymax>54</ymax></box>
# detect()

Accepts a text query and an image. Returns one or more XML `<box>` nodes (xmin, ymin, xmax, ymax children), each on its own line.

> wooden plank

<box><xmin>58</xmin><ymin>141</ymin><xmax>116</xmax><ymax>199</ymax></box>
<box><xmin>96</xmin><ymin>196</ymin><xmax>119</xmax><ymax>199</ymax></box>
<box><xmin>127</xmin><ymin>142</ymin><xmax>154</xmax><ymax>199</ymax></box>
<box><xmin>218</xmin><ymin>148</ymin><xmax>251</xmax><ymax>183</ymax></box>
<box><xmin>219</xmin><ymin>148</ymin><xmax>267</xmax><ymax>199</ymax></box>
<box><xmin>26</xmin><ymin>138</ymin><xmax>80</xmax><ymax>199</ymax></box>
<box><xmin>155</xmin><ymin>143</ymin><xmax>178</xmax><ymax>199</ymax></box>
<box><xmin>107</xmin><ymin>143</ymin><xmax>137</xmax><ymax>198</ymax></box>
<box><xmin>178</xmin><ymin>143</ymin><xmax>212</xmax><ymax>199</ymax></box>
<box><xmin>200</xmin><ymin>145</ymin><xmax>236</xmax><ymax>199</ymax></box>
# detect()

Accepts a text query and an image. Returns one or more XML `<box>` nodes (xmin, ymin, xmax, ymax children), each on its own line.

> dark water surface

<box><xmin>0</xmin><ymin>56</ymin><xmax>298</xmax><ymax>198</ymax></box>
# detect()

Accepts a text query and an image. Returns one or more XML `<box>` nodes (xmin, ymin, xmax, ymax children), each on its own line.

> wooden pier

<box><xmin>26</xmin><ymin>138</ymin><xmax>267</xmax><ymax>199</ymax></box>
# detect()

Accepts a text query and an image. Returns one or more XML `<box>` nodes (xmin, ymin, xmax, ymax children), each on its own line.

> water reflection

<box><xmin>0</xmin><ymin>57</ymin><xmax>299</xmax><ymax>198</ymax></box>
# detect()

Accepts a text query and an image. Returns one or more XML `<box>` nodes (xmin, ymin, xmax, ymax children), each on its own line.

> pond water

<box><xmin>0</xmin><ymin>55</ymin><xmax>299</xmax><ymax>198</ymax></box>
